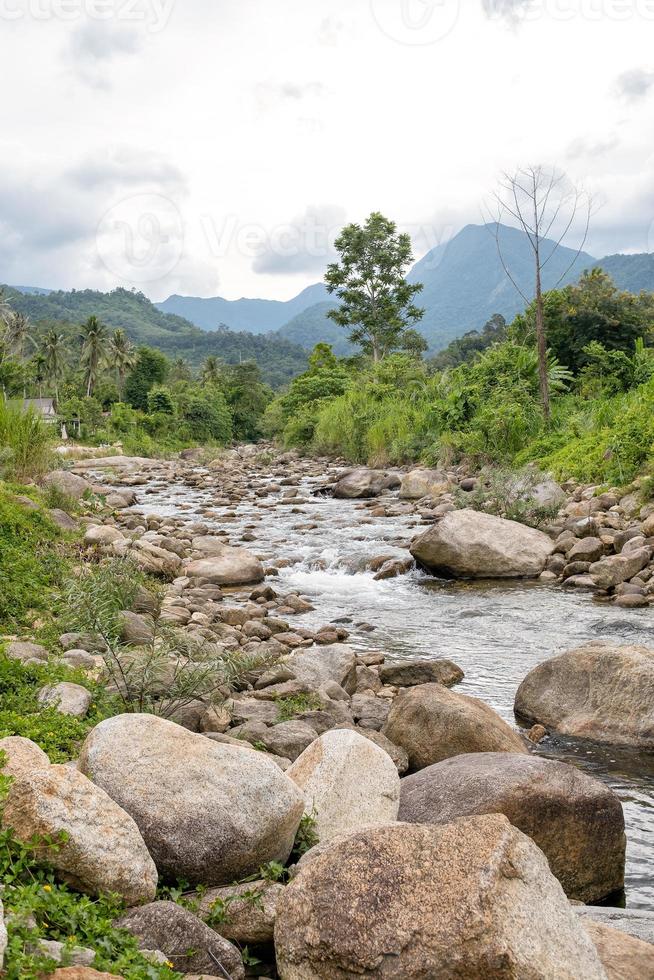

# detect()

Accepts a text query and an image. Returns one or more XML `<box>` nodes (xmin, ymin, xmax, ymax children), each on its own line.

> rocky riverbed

<box><xmin>5</xmin><ymin>444</ymin><xmax>654</xmax><ymax>978</ymax></box>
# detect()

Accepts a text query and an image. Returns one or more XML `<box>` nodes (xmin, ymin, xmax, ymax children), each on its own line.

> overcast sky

<box><xmin>1</xmin><ymin>0</ymin><xmax>653</xmax><ymax>301</ymax></box>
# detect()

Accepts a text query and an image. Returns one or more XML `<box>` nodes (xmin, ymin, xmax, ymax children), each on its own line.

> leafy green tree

<box><xmin>181</xmin><ymin>392</ymin><xmax>232</xmax><ymax>443</ymax></box>
<box><xmin>29</xmin><ymin>352</ymin><xmax>47</xmax><ymax>398</ymax></box>
<box><xmin>536</xmin><ymin>268</ymin><xmax>654</xmax><ymax>373</ymax></box>
<box><xmin>147</xmin><ymin>386</ymin><xmax>175</xmax><ymax>414</ymax></box>
<box><xmin>171</xmin><ymin>356</ymin><xmax>193</xmax><ymax>382</ymax></box>
<box><xmin>41</xmin><ymin>330</ymin><xmax>66</xmax><ymax>407</ymax></box>
<box><xmin>108</xmin><ymin>328</ymin><xmax>135</xmax><ymax>397</ymax></box>
<box><xmin>80</xmin><ymin>315</ymin><xmax>108</xmax><ymax>397</ymax></box>
<box><xmin>325</xmin><ymin>212</ymin><xmax>425</xmax><ymax>362</ymax></box>
<box><xmin>124</xmin><ymin>347</ymin><xmax>169</xmax><ymax>410</ymax></box>
<box><xmin>5</xmin><ymin>311</ymin><xmax>34</xmax><ymax>362</ymax></box>
<box><xmin>224</xmin><ymin>362</ymin><xmax>272</xmax><ymax>440</ymax></box>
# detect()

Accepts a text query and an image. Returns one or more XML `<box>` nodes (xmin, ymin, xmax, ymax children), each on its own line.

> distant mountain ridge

<box><xmin>8</xmin><ymin>224</ymin><xmax>654</xmax><ymax>357</ymax></box>
<box><xmin>152</xmin><ymin>224</ymin><xmax>654</xmax><ymax>353</ymax></box>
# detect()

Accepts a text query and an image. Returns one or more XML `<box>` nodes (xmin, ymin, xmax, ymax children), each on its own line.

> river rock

<box><xmin>43</xmin><ymin>470</ymin><xmax>90</xmax><ymax>500</ymax></box>
<box><xmin>287</xmin><ymin>730</ymin><xmax>400</xmax><ymax>842</ymax></box>
<box><xmin>0</xmin><ymin>735</ymin><xmax>50</xmax><ymax>778</ymax></box>
<box><xmin>186</xmin><ymin>544</ymin><xmax>264</xmax><ymax>585</ymax></box>
<box><xmin>195</xmin><ymin>879</ymin><xmax>283</xmax><ymax>944</ymax></box>
<box><xmin>83</xmin><ymin>525</ymin><xmax>126</xmax><ymax>548</ymax></box>
<box><xmin>274</xmin><ymin>815</ymin><xmax>606</xmax><ymax>979</ymax></box>
<box><xmin>257</xmin><ymin>720</ymin><xmax>318</xmax><ymax>761</ymax></box>
<box><xmin>582</xmin><ymin>920</ymin><xmax>654</xmax><ymax>980</ymax></box>
<box><xmin>78</xmin><ymin>713</ymin><xmax>304</xmax><ymax>884</ymax></box>
<box><xmin>118</xmin><ymin>610</ymin><xmax>155</xmax><ymax>646</ymax></box>
<box><xmin>2</xmin><ymin>764</ymin><xmax>157</xmax><ymax>905</ymax></box>
<box><xmin>284</xmin><ymin>644</ymin><xmax>358</xmax><ymax>694</ymax></box>
<box><xmin>5</xmin><ymin>640</ymin><xmax>49</xmax><ymax>663</ymax></box>
<box><xmin>332</xmin><ymin>469</ymin><xmax>400</xmax><ymax>499</ymax></box>
<box><xmin>410</xmin><ymin>508</ymin><xmax>554</xmax><ymax>578</ymax></box>
<box><xmin>131</xmin><ymin>539</ymin><xmax>182</xmax><ymax>578</ymax></box>
<box><xmin>116</xmin><ymin>901</ymin><xmax>244</xmax><ymax>979</ymax></box>
<box><xmin>398</xmin><ymin>752</ymin><xmax>625</xmax><ymax>901</ymax></box>
<box><xmin>37</xmin><ymin>682</ymin><xmax>92</xmax><ymax>718</ymax></box>
<box><xmin>514</xmin><ymin>642</ymin><xmax>654</xmax><ymax>747</ymax></box>
<box><xmin>49</xmin><ymin>971</ymin><xmax>123</xmax><ymax>980</ymax></box>
<box><xmin>383</xmin><ymin>683</ymin><xmax>527</xmax><ymax>770</ymax></box>
<box><xmin>590</xmin><ymin>549</ymin><xmax>650</xmax><ymax>589</ymax></box>
<box><xmin>379</xmin><ymin>658</ymin><xmax>463</xmax><ymax>688</ymax></box>
<box><xmin>399</xmin><ymin>468</ymin><xmax>449</xmax><ymax>500</ymax></box>
<box><xmin>575</xmin><ymin>906</ymin><xmax>654</xmax><ymax>945</ymax></box>
<box><xmin>350</xmin><ymin>693</ymin><xmax>390</xmax><ymax>730</ymax></box>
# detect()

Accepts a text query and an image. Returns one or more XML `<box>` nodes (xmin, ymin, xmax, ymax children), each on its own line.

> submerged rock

<box><xmin>410</xmin><ymin>508</ymin><xmax>554</xmax><ymax>578</ymax></box>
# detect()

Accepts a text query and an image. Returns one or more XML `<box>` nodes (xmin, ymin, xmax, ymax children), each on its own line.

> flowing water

<box><xmin>129</xmin><ymin>466</ymin><xmax>654</xmax><ymax>910</ymax></box>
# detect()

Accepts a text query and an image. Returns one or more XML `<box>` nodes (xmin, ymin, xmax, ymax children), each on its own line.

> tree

<box><xmin>108</xmin><ymin>329</ymin><xmax>135</xmax><ymax>397</ymax></box>
<box><xmin>30</xmin><ymin>353</ymin><xmax>47</xmax><ymax>398</ymax></box>
<box><xmin>5</xmin><ymin>311</ymin><xmax>34</xmax><ymax>362</ymax></box>
<box><xmin>124</xmin><ymin>347</ymin><xmax>169</xmax><ymax>410</ymax></box>
<box><xmin>488</xmin><ymin>166</ymin><xmax>591</xmax><ymax>418</ymax></box>
<box><xmin>201</xmin><ymin>355</ymin><xmax>223</xmax><ymax>386</ymax></box>
<box><xmin>80</xmin><ymin>315</ymin><xmax>108</xmax><ymax>397</ymax></box>
<box><xmin>224</xmin><ymin>362</ymin><xmax>272</xmax><ymax>440</ymax></box>
<box><xmin>42</xmin><ymin>330</ymin><xmax>66</xmax><ymax>407</ymax></box>
<box><xmin>171</xmin><ymin>357</ymin><xmax>193</xmax><ymax>382</ymax></box>
<box><xmin>325</xmin><ymin>212</ymin><xmax>425</xmax><ymax>363</ymax></box>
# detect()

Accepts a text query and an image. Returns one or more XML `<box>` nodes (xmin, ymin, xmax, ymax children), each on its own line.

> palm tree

<box><xmin>80</xmin><ymin>315</ymin><xmax>108</xmax><ymax>397</ymax></box>
<box><xmin>201</xmin><ymin>355</ymin><xmax>222</xmax><ymax>386</ymax></box>
<box><xmin>171</xmin><ymin>357</ymin><xmax>192</xmax><ymax>382</ymax></box>
<box><xmin>0</xmin><ymin>289</ymin><xmax>11</xmax><ymax>329</ymax></box>
<box><xmin>107</xmin><ymin>328</ymin><xmax>135</xmax><ymax>398</ymax></box>
<box><xmin>6</xmin><ymin>311</ymin><xmax>35</xmax><ymax>362</ymax></box>
<box><xmin>30</xmin><ymin>352</ymin><xmax>47</xmax><ymax>398</ymax></box>
<box><xmin>42</xmin><ymin>330</ymin><xmax>66</xmax><ymax>407</ymax></box>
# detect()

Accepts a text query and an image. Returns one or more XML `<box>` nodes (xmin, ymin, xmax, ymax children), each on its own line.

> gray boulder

<box><xmin>379</xmin><ymin>658</ymin><xmax>463</xmax><ymax>688</ymax></box>
<box><xmin>333</xmin><ymin>469</ymin><xmax>400</xmax><ymax>499</ymax></box>
<box><xmin>43</xmin><ymin>470</ymin><xmax>90</xmax><ymax>500</ymax></box>
<box><xmin>515</xmin><ymin>642</ymin><xmax>654</xmax><ymax>748</ymax></box>
<box><xmin>411</xmin><ymin>508</ymin><xmax>554</xmax><ymax>578</ymax></box>
<box><xmin>284</xmin><ymin>644</ymin><xmax>358</xmax><ymax>695</ymax></box>
<box><xmin>78</xmin><ymin>713</ymin><xmax>304</xmax><ymax>884</ymax></box>
<box><xmin>186</xmin><ymin>544</ymin><xmax>264</xmax><ymax>585</ymax></box>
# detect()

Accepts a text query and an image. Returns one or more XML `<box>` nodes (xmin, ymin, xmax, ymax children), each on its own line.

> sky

<box><xmin>1</xmin><ymin>0</ymin><xmax>653</xmax><ymax>302</ymax></box>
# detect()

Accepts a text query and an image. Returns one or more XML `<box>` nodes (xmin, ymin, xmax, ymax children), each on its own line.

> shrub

<box><xmin>455</xmin><ymin>466</ymin><xmax>561</xmax><ymax>528</ymax></box>
<box><xmin>0</xmin><ymin>401</ymin><xmax>54</xmax><ymax>482</ymax></box>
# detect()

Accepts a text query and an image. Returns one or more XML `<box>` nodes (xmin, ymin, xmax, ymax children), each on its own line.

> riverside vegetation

<box><xmin>0</xmin><ymin>215</ymin><xmax>654</xmax><ymax>977</ymax></box>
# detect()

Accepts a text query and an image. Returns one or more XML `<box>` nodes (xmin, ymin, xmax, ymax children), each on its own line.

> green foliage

<box><xmin>325</xmin><ymin>212</ymin><xmax>426</xmax><ymax>362</ymax></box>
<box><xmin>0</xmin><ymin>814</ymin><xmax>180</xmax><ymax>979</ymax></box>
<box><xmin>0</xmin><ymin>487</ymin><xmax>69</xmax><ymax>629</ymax></box>
<box><xmin>125</xmin><ymin>347</ymin><xmax>169</xmax><ymax>411</ymax></box>
<box><xmin>275</xmin><ymin>692</ymin><xmax>323</xmax><ymax>722</ymax></box>
<box><xmin>290</xmin><ymin>812</ymin><xmax>320</xmax><ymax>861</ymax></box>
<box><xmin>0</xmin><ymin>655</ymin><xmax>103</xmax><ymax>762</ymax></box>
<box><xmin>0</xmin><ymin>401</ymin><xmax>54</xmax><ymax>482</ymax></box>
<box><xmin>455</xmin><ymin>466</ymin><xmax>560</xmax><ymax>528</ymax></box>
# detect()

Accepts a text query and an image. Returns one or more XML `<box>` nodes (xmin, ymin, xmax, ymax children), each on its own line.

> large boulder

<box><xmin>399</xmin><ymin>468</ymin><xmax>450</xmax><ymax>500</ymax></box>
<box><xmin>589</xmin><ymin>549</ymin><xmax>650</xmax><ymax>589</ymax></box>
<box><xmin>284</xmin><ymin>644</ymin><xmax>358</xmax><ymax>695</ymax></box>
<box><xmin>130</xmin><ymin>539</ymin><xmax>182</xmax><ymax>578</ymax></box>
<box><xmin>274</xmin><ymin>815</ymin><xmax>606</xmax><ymax>979</ymax></box>
<box><xmin>2</xmin><ymin>765</ymin><xmax>157</xmax><ymax>906</ymax></box>
<box><xmin>410</xmin><ymin>508</ymin><xmax>554</xmax><ymax>578</ymax></box>
<box><xmin>116</xmin><ymin>901</ymin><xmax>244</xmax><ymax>979</ymax></box>
<box><xmin>186</xmin><ymin>543</ymin><xmax>264</xmax><ymax>585</ymax></box>
<box><xmin>287</xmin><ymin>730</ymin><xmax>400</xmax><ymax>842</ymax></box>
<box><xmin>43</xmin><ymin>470</ymin><xmax>90</xmax><ymax>500</ymax></box>
<box><xmin>78</xmin><ymin>714</ymin><xmax>304</xmax><ymax>884</ymax></box>
<box><xmin>399</xmin><ymin>752</ymin><xmax>625</xmax><ymax>902</ymax></box>
<box><xmin>383</xmin><ymin>683</ymin><xmax>527</xmax><ymax>770</ymax></box>
<box><xmin>5</xmin><ymin>640</ymin><xmax>49</xmax><ymax>663</ymax></box>
<box><xmin>37</xmin><ymin>682</ymin><xmax>92</xmax><ymax>718</ymax></box>
<box><xmin>582</xmin><ymin>920</ymin><xmax>654</xmax><ymax>980</ymax></box>
<box><xmin>575</xmin><ymin>906</ymin><xmax>654</xmax><ymax>946</ymax></box>
<box><xmin>333</xmin><ymin>469</ymin><xmax>400</xmax><ymax>499</ymax></box>
<box><xmin>514</xmin><ymin>642</ymin><xmax>654</xmax><ymax>748</ymax></box>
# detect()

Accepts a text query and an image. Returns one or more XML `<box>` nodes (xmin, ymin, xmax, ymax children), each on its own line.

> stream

<box><xmin>124</xmin><ymin>464</ymin><xmax>654</xmax><ymax>910</ymax></box>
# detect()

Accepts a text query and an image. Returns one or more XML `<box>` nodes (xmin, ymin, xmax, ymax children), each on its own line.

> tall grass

<box><xmin>0</xmin><ymin>401</ymin><xmax>54</xmax><ymax>482</ymax></box>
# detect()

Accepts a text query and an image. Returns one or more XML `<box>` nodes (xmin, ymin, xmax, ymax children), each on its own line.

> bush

<box><xmin>455</xmin><ymin>466</ymin><xmax>561</xmax><ymax>528</ymax></box>
<box><xmin>0</xmin><ymin>402</ymin><xmax>54</xmax><ymax>482</ymax></box>
<box><xmin>0</xmin><ymin>488</ymin><xmax>71</xmax><ymax>629</ymax></box>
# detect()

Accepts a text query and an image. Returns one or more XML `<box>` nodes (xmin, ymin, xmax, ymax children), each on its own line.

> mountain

<box><xmin>156</xmin><ymin>282</ymin><xmax>330</xmax><ymax>334</ymax></box>
<box><xmin>7</xmin><ymin>285</ymin><xmax>53</xmax><ymax>296</ymax></box>
<box><xmin>273</xmin><ymin>300</ymin><xmax>346</xmax><ymax>353</ymax></box>
<box><xmin>2</xmin><ymin>286</ymin><xmax>308</xmax><ymax>388</ymax></box>
<box><xmin>406</xmin><ymin>223</ymin><xmax>597</xmax><ymax>348</ymax></box>
<box><xmin>591</xmin><ymin>253</ymin><xmax>654</xmax><ymax>294</ymax></box>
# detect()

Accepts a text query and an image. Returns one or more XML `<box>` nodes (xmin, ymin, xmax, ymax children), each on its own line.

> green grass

<box><xmin>275</xmin><ymin>692</ymin><xmax>323</xmax><ymax>722</ymax></box>
<box><xmin>0</xmin><ymin>401</ymin><xmax>54</xmax><ymax>482</ymax></box>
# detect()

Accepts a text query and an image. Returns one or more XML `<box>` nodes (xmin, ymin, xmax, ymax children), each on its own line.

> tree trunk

<box><xmin>534</xmin><ymin>265</ymin><xmax>550</xmax><ymax>420</ymax></box>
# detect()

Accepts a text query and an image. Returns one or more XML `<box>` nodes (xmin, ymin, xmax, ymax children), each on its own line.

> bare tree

<box><xmin>487</xmin><ymin>166</ymin><xmax>592</xmax><ymax>419</ymax></box>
